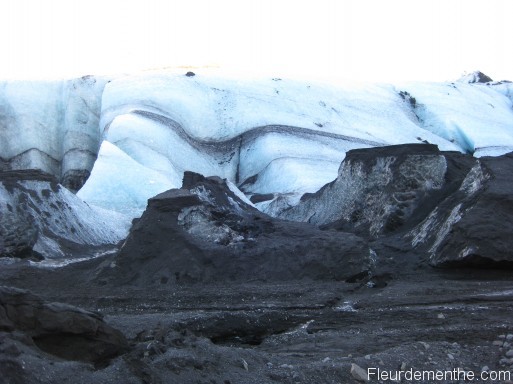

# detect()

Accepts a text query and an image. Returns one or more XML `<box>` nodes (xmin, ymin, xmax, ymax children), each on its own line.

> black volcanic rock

<box><xmin>0</xmin><ymin>205</ymin><xmax>40</xmax><ymax>260</ymax></box>
<box><xmin>0</xmin><ymin>286</ymin><xmax>128</xmax><ymax>364</ymax></box>
<box><xmin>280</xmin><ymin>144</ymin><xmax>467</xmax><ymax>238</ymax></box>
<box><xmin>102</xmin><ymin>172</ymin><xmax>370</xmax><ymax>286</ymax></box>
<box><xmin>277</xmin><ymin>144</ymin><xmax>513</xmax><ymax>268</ymax></box>
<box><xmin>2</xmin><ymin>148</ymin><xmax>513</xmax><ymax>383</ymax></box>
<box><xmin>410</xmin><ymin>152</ymin><xmax>513</xmax><ymax>267</ymax></box>
<box><xmin>458</xmin><ymin>71</ymin><xmax>493</xmax><ymax>84</ymax></box>
<box><xmin>0</xmin><ymin>171</ymin><xmax>58</xmax><ymax>260</ymax></box>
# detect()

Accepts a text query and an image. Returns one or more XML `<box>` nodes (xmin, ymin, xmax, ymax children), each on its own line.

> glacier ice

<box><xmin>82</xmin><ymin>71</ymin><xmax>513</xmax><ymax>218</ymax></box>
<box><xmin>76</xmin><ymin>141</ymin><xmax>177</xmax><ymax>218</ymax></box>
<box><xmin>399</xmin><ymin>81</ymin><xmax>513</xmax><ymax>157</ymax></box>
<box><xmin>2</xmin><ymin>71</ymin><xmax>513</xmax><ymax>221</ymax></box>
<box><xmin>83</xmin><ymin>72</ymin><xmax>463</xmax><ymax>217</ymax></box>
<box><xmin>0</xmin><ymin>76</ymin><xmax>109</xmax><ymax>191</ymax></box>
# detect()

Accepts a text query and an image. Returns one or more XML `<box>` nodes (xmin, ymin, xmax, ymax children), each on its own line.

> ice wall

<box><xmin>2</xmin><ymin>71</ymin><xmax>512</xmax><ymax>219</ymax></box>
<box><xmin>0</xmin><ymin>76</ymin><xmax>109</xmax><ymax>191</ymax></box>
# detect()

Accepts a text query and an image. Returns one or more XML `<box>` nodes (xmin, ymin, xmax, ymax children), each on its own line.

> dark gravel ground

<box><xmin>1</xmin><ymin>254</ymin><xmax>513</xmax><ymax>384</ymax></box>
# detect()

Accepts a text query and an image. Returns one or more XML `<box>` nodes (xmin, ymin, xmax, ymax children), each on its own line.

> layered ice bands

<box><xmin>1</xmin><ymin>71</ymin><xmax>512</xmax><ymax>219</ymax></box>
<box><xmin>80</xmin><ymin>72</ymin><xmax>513</xmax><ymax>217</ymax></box>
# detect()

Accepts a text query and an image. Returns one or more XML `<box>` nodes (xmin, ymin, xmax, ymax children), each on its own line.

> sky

<box><xmin>0</xmin><ymin>0</ymin><xmax>512</xmax><ymax>82</ymax></box>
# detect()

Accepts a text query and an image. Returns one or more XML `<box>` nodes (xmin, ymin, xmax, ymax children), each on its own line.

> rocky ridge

<box><xmin>279</xmin><ymin>144</ymin><xmax>513</xmax><ymax>268</ymax></box>
<box><xmin>100</xmin><ymin>171</ymin><xmax>371</xmax><ymax>286</ymax></box>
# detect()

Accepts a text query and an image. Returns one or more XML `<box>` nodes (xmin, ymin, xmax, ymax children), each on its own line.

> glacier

<box><xmin>80</xmin><ymin>71</ymin><xmax>513</xmax><ymax>218</ymax></box>
<box><xmin>399</xmin><ymin>79</ymin><xmax>513</xmax><ymax>157</ymax></box>
<box><xmin>3</xmin><ymin>70</ymin><xmax>513</xmax><ymax>384</ymax></box>
<box><xmin>2</xmin><ymin>70</ymin><xmax>513</xmax><ymax>222</ymax></box>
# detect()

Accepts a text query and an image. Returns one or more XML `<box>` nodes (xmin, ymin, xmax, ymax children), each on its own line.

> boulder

<box><xmin>0</xmin><ymin>286</ymin><xmax>128</xmax><ymax>363</ymax></box>
<box><xmin>410</xmin><ymin>152</ymin><xmax>513</xmax><ymax>267</ymax></box>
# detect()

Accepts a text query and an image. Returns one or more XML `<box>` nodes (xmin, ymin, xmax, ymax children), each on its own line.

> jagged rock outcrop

<box><xmin>279</xmin><ymin>144</ymin><xmax>459</xmax><ymax>236</ymax></box>
<box><xmin>457</xmin><ymin>71</ymin><xmax>493</xmax><ymax>84</ymax></box>
<box><xmin>100</xmin><ymin>172</ymin><xmax>370</xmax><ymax>286</ymax></box>
<box><xmin>0</xmin><ymin>286</ymin><xmax>128</xmax><ymax>364</ymax></box>
<box><xmin>410</xmin><ymin>152</ymin><xmax>513</xmax><ymax>266</ymax></box>
<box><xmin>0</xmin><ymin>170</ymin><xmax>128</xmax><ymax>260</ymax></box>
<box><xmin>278</xmin><ymin>144</ymin><xmax>513</xmax><ymax>267</ymax></box>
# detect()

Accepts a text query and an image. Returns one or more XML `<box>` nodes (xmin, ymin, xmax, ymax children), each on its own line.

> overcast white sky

<box><xmin>0</xmin><ymin>0</ymin><xmax>511</xmax><ymax>82</ymax></box>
